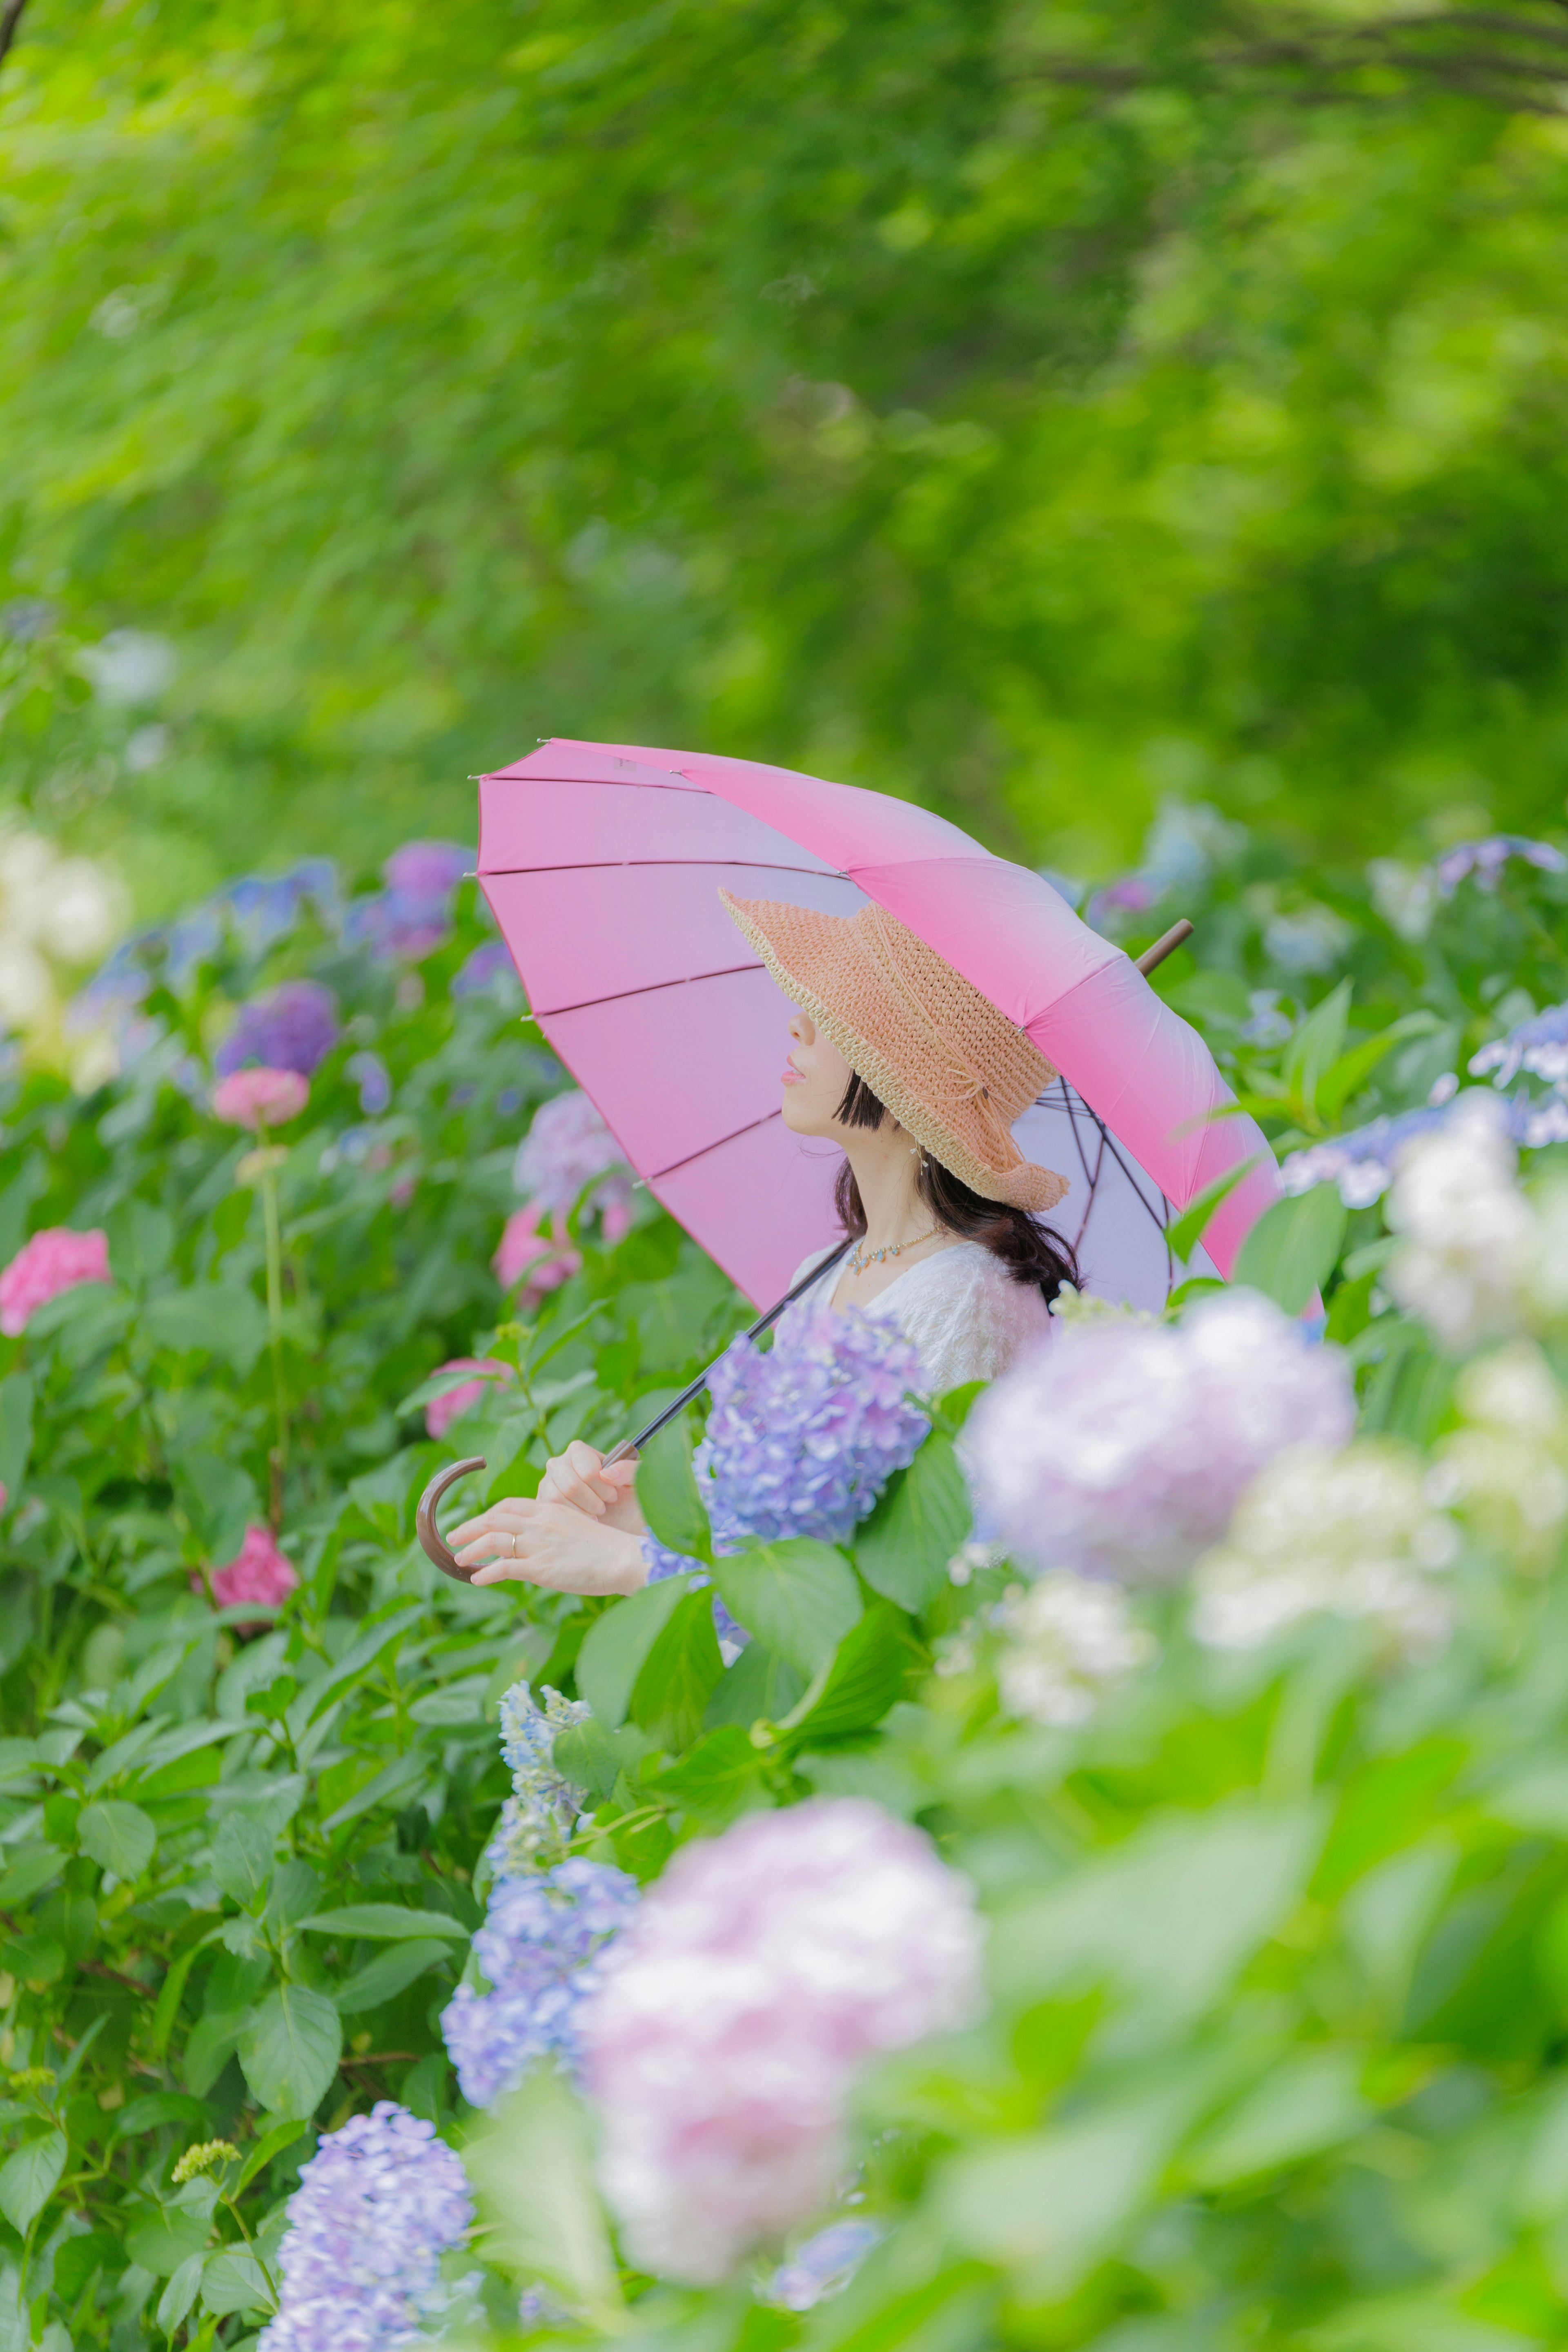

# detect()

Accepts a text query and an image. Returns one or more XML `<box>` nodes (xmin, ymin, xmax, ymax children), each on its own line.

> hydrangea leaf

<box><xmin>775</xmin><ymin>1603</ymin><xmax>916</xmax><ymax>1746</ymax></box>
<box><xmin>211</xmin><ymin>1812</ymin><xmax>274</xmax><ymax>1907</ymax></box>
<box><xmin>0</xmin><ymin>2129</ymin><xmax>66</xmax><ymax>2233</ymax></box>
<box><xmin>1182</xmin><ymin>2047</ymin><xmax>1372</xmax><ymax>2187</ymax></box>
<box><xmin>553</xmin><ymin>1717</ymin><xmax>653</xmax><ymax>1806</ymax></box>
<box><xmin>635</xmin><ymin>1418</ymin><xmax>713</xmax><ymax>1562</ymax></box>
<box><xmin>201</xmin><ymin>2248</ymin><xmax>275</xmax><ymax>2317</ymax></box>
<box><xmin>853</xmin><ymin>1435</ymin><xmax>972</xmax><ymax>1614</ymax></box>
<box><xmin>628</xmin><ymin>1587</ymin><xmax>725</xmax><ymax>1753</ymax></box>
<box><xmin>0</xmin><ymin>1368</ymin><xmax>33</xmax><ymax>1499</ymax></box>
<box><xmin>643</xmin><ymin>1725</ymin><xmax>766</xmax><ymax>1822</ymax></box>
<box><xmin>238</xmin><ymin>1983</ymin><xmax>343</xmax><ymax>2118</ymax></box>
<box><xmin>125</xmin><ymin>2204</ymin><xmax>211</xmax><ymax>2278</ymax></box>
<box><xmin>710</xmin><ymin>1540</ymin><xmax>862</xmax><ymax>1678</ymax></box>
<box><xmin>156</xmin><ymin>2252</ymin><xmax>208</xmax><ymax>2335</ymax></box>
<box><xmin>301</xmin><ymin>1903</ymin><xmax>470</xmax><ymax>1942</ymax></box>
<box><xmin>702</xmin><ymin>1639</ymin><xmax>806</xmax><ymax>1731</ymax></box>
<box><xmin>1233</xmin><ymin>1186</ymin><xmax>1347</xmax><ymax>1315</ymax></box>
<box><xmin>331</xmin><ymin>1935</ymin><xmax>452</xmax><ymax>2015</ymax></box>
<box><xmin>174</xmin><ymin>1450</ymin><xmax>259</xmax><ymax>1568</ymax></box>
<box><xmin>76</xmin><ymin>1796</ymin><xmax>156</xmax><ymax>1881</ymax></box>
<box><xmin>576</xmin><ymin>1574</ymin><xmax>696</xmax><ymax>1729</ymax></box>
<box><xmin>144</xmin><ymin>1283</ymin><xmax>269</xmax><ymax>1374</ymax></box>
<box><xmin>467</xmin><ymin>2065</ymin><xmax>622</xmax><ymax>2320</ymax></box>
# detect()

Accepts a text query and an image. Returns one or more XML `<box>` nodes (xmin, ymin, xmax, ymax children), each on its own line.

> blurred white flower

<box><xmin>124</xmin><ymin>722</ymin><xmax>170</xmax><ymax>773</ymax></box>
<box><xmin>0</xmin><ymin>939</ymin><xmax>56</xmax><ymax>1028</ymax></box>
<box><xmin>992</xmin><ymin>1573</ymin><xmax>1157</xmax><ymax>1727</ymax></box>
<box><xmin>1385</xmin><ymin>1089</ymin><xmax>1534</xmax><ymax>1353</ymax></box>
<box><xmin>1367</xmin><ymin>858</ymin><xmax>1438</xmax><ymax>943</ymax></box>
<box><xmin>1264</xmin><ymin>902</ymin><xmax>1352</xmax><ymax>975</ymax></box>
<box><xmin>0</xmin><ymin>829</ymin><xmax>127</xmax><ymax>1078</ymax></box>
<box><xmin>1192</xmin><ymin>1441</ymin><xmax>1456</xmax><ymax>1657</ymax></box>
<box><xmin>80</xmin><ymin>628</ymin><xmax>174</xmax><ymax>706</ymax></box>
<box><xmin>1427</xmin><ymin>1342</ymin><xmax>1568</xmax><ymax>1563</ymax></box>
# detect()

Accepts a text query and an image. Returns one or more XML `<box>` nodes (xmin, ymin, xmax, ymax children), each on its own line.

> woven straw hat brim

<box><xmin>721</xmin><ymin>890</ymin><xmax>1069</xmax><ymax>1215</ymax></box>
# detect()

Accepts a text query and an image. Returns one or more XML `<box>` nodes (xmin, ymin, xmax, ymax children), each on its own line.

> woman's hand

<box><xmin>537</xmin><ymin>1441</ymin><xmax>645</xmax><ymax>1534</ymax></box>
<box><xmin>448</xmin><ymin>1497</ymin><xmax>647</xmax><ymax>1595</ymax></box>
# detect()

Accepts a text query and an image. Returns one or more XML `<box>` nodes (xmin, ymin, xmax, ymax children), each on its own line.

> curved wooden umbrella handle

<box><xmin>416</xmin><ymin>1457</ymin><xmax>488</xmax><ymax>1581</ymax></box>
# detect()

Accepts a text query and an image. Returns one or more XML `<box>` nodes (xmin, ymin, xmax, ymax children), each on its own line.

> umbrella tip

<box><xmin>1135</xmin><ymin>919</ymin><xmax>1194</xmax><ymax>977</ymax></box>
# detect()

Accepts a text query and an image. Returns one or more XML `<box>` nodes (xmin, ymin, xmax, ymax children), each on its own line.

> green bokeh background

<box><xmin>4</xmin><ymin>0</ymin><xmax>1568</xmax><ymax>913</ymax></box>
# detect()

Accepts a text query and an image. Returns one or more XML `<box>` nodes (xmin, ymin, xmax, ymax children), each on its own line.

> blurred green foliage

<box><xmin>7</xmin><ymin>1</ymin><xmax>1568</xmax><ymax>909</ymax></box>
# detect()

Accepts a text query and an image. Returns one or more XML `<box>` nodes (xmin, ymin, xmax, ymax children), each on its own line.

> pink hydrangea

<box><xmin>197</xmin><ymin>1522</ymin><xmax>300</xmax><ymax>1612</ymax></box>
<box><xmin>582</xmin><ymin>1798</ymin><xmax>982</xmax><ymax>2283</ymax></box>
<box><xmin>492</xmin><ymin>1204</ymin><xmax>581</xmax><ymax>1305</ymax></box>
<box><xmin>425</xmin><ymin>1358</ymin><xmax>510</xmax><ymax>1440</ymax></box>
<box><xmin>966</xmin><ymin>1290</ymin><xmax>1355</xmax><ymax>1584</ymax></box>
<box><xmin>0</xmin><ymin>1227</ymin><xmax>111</xmax><ymax>1336</ymax></box>
<box><xmin>213</xmin><ymin>1066</ymin><xmax>310</xmax><ymax>1130</ymax></box>
<box><xmin>513</xmin><ymin>1090</ymin><xmax>631</xmax><ymax>1226</ymax></box>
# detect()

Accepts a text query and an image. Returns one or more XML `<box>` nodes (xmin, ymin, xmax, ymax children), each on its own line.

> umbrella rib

<box><xmin>647</xmin><ymin>1109</ymin><xmax>786</xmax><ymax>1182</ymax></box>
<box><xmin>1049</xmin><ymin>1080</ymin><xmax>1171</xmax><ymax>1239</ymax></box>
<box><xmin>483</xmin><ymin>858</ymin><xmax>849</xmax><ymax>879</ymax></box>
<box><xmin>537</xmin><ymin>961</ymin><xmax>765</xmax><ymax>1017</ymax></box>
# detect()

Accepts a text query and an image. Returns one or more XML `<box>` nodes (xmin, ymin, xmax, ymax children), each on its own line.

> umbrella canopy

<box><xmin>477</xmin><ymin>739</ymin><xmax>1281</xmax><ymax>1310</ymax></box>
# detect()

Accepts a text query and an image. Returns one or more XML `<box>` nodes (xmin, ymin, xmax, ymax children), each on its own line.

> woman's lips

<box><xmin>782</xmin><ymin>1065</ymin><xmax>804</xmax><ymax>1085</ymax></box>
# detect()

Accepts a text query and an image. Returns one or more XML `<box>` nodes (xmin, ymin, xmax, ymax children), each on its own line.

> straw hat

<box><xmin>720</xmin><ymin>890</ymin><xmax>1069</xmax><ymax>1214</ymax></box>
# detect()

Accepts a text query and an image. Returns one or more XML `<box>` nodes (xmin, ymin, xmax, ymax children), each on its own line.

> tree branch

<box><xmin>0</xmin><ymin>0</ymin><xmax>28</xmax><ymax>76</ymax></box>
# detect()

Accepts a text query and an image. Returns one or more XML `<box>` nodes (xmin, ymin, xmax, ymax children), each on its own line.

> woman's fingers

<box><xmin>537</xmin><ymin>1440</ymin><xmax>621</xmax><ymax>1517</ymax></box>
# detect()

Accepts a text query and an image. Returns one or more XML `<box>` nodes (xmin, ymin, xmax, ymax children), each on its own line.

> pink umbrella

<box><xmin>475</xmin><ymin>738</ymin><xmax>1281</xmax><ymax>1309</ymax></box>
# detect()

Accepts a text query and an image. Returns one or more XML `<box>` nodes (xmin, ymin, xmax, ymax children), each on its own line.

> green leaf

<box><xmin>1316</xmin><ymin>1012</ymin><xmax>1441</xmax><ymax>1126</ymax></box>
<box><xmin>234</xmin><ymin>2118</ymin><xmax>312</xmax><ymax>2196</ymax></box>
<box><xmin>114</xmin><ymin>2091</ymin><xmax>209</xmax><ymax>2138</ymax></box>
<box><xmin>300</xmin><ymin>1904</ymin><xmax>470</xmax><ymax>1942</ymax></box>
<box><xmin>53</xmin><ymin>2230</ymin><xmax>126</xmax><ymax>2302</ymax></box>
<box><xmin>853</xmin><ymin>1434</ymin><xmax>973</xmax><ymax>1613</ymax></box>
<box><xmin>332</xmin><ymin>1937</ymin><xmax>452</xmax><ymax>2014</ymax></box>
<box><xmin>156</xmin><ymin>2252</ymin><xmax>208</xmax><ymax>2335</ymax></box>
<box><xmin>1233</xmin><ymin>1186</ymin><xmax>1348</xmax><ymax>1315</ymax></box>
<box><xmin>552</xmin><ymin>1718</ymin><xmax>653</xmax><ymax>1806</ymax></box>
<box><xmin>710</xmin><ymin>1539</ymin><xmax>862</xmax><ymax>1677</ymax></box>
<box><xmin>0</xmin><ymin>2129</ymin><xmax>66</xmax><ymax>2233</ymax></box>
<box><xmin>145</xmin><ymin>1282</ymin><xmax>269</xmax><ymax>1374</ymax></box>
<box><xmin>1165</xmin><ymin>1154</ymin><xmax>1263</xmax><ymax>1267</ymax></box>
<box><xmin>176</xmin><ymin>1450</ymin><xmax>260</xmax><ymax>1570</ymax></box>
<box><xmin>644</xmin><ymin>1726</ymin><xmax>766</xmax><ymax>1821</ymax></box>
<box><xmin>212</xmin><ymin>1813</ymin><xmax>274</xmax><ymax>1907</ymax></box>
<box><xmin>575</xmin><ymin>1574</ymin><xmax>696</xmax><ymax>1728</ymax></box>
<box><xmin>776</xmin><ymin>1602</ymin><xmax>915</xmax><ymax>1745</ymax></box>
<box><xmin>467</xmin><ymin>2066</ymin><xmax>622</xmax><ymax>2318</ymax></box>
<box><xmin>628</xmin><ymin>1585</ymin><xmax>725</xmax><ymax>1752</ymax></box>
<box><xmin>1183</xmin><ymin>2048</ymin><xmax>1371</xmax><ymax>2186</ymax></box>
<box><xmin>238</xmin><ymin>1983</ymin><xmax>343</xmax><ymax>2117</ymax></box>
<box><xmin>703</xmin><ymin>1640</ymin><xmax>806</xmax><ymax>1731</ymax></box>
<box><xmin>202</xmin><ymin>2249</ymin><xmax>275</xmax><ymax>2317</ymax></box>
<box><xmin>0</xmin><ymin>1844</ymin><xmax>63</xmax><ymax>1907</ymax></box>
<box><xmin>0</xmin><ymin>1370</ymin><xmax>34</xmax><ymax>1499</ymax></box>
<box><xmin>1282</xmin><ymin>978</ymin><xmax>1352</xmax><ymax>1118</ymax></box>
<box><xmin>77</xmin><ymin>1796</ymin><xmax>157</xmax><ymax>1881</ymax></box>
<box><xmin>107</xmin><ymin>1198</ymin><xmax>176</xmax><ymax>1289</ymax></box>
<box><xmin>634</xmin><ymin>1417</ymin><xmax>712</xmax><ymax>1561</ymax></box>
<box><xmin>127</xmin><ymin>2206</ymin><xmax>212</xmax><ymax>2278</ymax></box>
<box><xmin>395</xmin><ymin>1361</ymin><xmax>513</xmax><ymax>1417</ymax></box>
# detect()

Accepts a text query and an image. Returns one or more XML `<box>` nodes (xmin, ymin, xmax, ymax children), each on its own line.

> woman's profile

<box><xmin>450</xmin><ymin>893</ymin><xmax>1078</xmax><ymax>1593</ymax></box>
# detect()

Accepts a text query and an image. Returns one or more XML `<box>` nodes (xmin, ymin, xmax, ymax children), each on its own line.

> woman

<box><xmin>451</xmin><ymin>894</ymin><xmax>1077</xmax><ymax>1593</ymax></box>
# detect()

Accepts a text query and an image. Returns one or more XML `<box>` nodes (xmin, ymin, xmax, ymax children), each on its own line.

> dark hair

<box><xmin>832</xmin><ymin>1071</ymin><xmax>1079</xmax><ymax>1309</ymax></box>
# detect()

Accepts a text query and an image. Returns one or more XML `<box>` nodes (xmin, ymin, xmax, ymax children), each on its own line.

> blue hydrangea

<box><xmin>765</xmin><ymin>2219</ymin><xmax>884</xmax><ymax>2311</ymax></box>
<box><xmin>215</xmin><ymin>980</ymin><xmax>339</xmax><ymax>1078</ymax></box>
<box><xmin>452</xmin><ymin>940</ymin><xmax>519</xmax><ymax>998</ymax></box>
<box><xmin>698</xmin><ymin>1300</ymin><xmax>929</xmax><ymax>1549</ymax></box>
<box><xmin>483</xmin><ymin>1682</ymin><xmax>590</xmax><ymax>1881</ymax></box>
<box><xmin>441</xmin><ymin>1858</ymin><xmax>639</xmax><ymax>2108</ymax></box>
<box><xmin>258</xmin><ymin>2100</ymin><xmax>474</xmax><ymax>2352</ymax></box>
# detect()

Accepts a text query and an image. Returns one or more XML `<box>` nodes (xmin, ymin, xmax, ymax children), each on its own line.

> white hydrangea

<box><xmin>1427</xmin><ymin>1341</ymin><xmax>1568</xmax><ymax>1564</ymax></box>
<box><xmin>1385</xmin><ymin>1088</ymin><xmax>1535</xmax><ymax>1353</ymax></box>
<box><xmin>1191</xmin><ymin>1441</ymin><xmax>1457</xmax><ymax>1657</ymax></box>
<box><xmin>991</xmin><ymin>1573</ymin><xmax>1157</xmax><ymax>1727</ymax></box>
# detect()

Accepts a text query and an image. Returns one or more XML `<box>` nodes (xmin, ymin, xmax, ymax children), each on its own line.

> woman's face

<box><xmin>780</xmin><ymin>1009</ymin><xmax>856</xmax><ymax>1138</ymax></box>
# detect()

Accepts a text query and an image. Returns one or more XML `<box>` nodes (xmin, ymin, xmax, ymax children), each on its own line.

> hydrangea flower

<box><xmin>1281</xmin><ymin>1104</ymin><xmax>1454</xmax><ymax>1209</ymax></box>
<box><xmin>214</xmin><ymin>1067</ymin><xmax>309</xmax><ymax>1129</ymax></box>
<box><xmin>0</xmin><ymin>1227</ymin><xmax>111</xmax><ymax>1336</ymax></box>
<box><xmin>493</xmin><ymin>1203</ymin><xmax>581</xmax><ymax>1305</ymax></box>
<box><xmin>486</xmin><ymin>1681</ymin><xmax>591</xmax><ymax>1878</ymax></box>
<box><xmin>441</xmin><ymin>1858</ymin><xmax>639</xmax><ymax>2108</ymax></box>
<box><xmin>452</xmin><ymin>940</ymin><xmax>519</xmax><ymax>997</ymax></box>
<box><xmin>582</xmin><ymin>1798</ymin><xmax>982</xmax><ymax>2284</ymax></box>
<box><xmin>345</xmin><ymin>1050</ymin><xmax>392</xmax><ymax>1115</ymax></box>
<box><xmin>697</xmin><ymin>1300</ymin><xmax>929</xmax><ymax>1550</ymax></box>
<box><xmin>943</xmin><ymin>1572</ymin><xmax>1156</xmax><ymax>1727</ymax></box>
<box><xmin>1428</xmin><ymin>1341</ymin><xmax>1568</xmax><ymax>1563</ymax></box>
<box><xmin>966</xmin><ymin>1291</ymin><xmax>1354</xmax><ymax>1585</ymax></box>
<box><xmin>1470</xmin><ymin>999</ymin><xmax>1568</xmax><ymax>1088</ymax></box>
<box><xmin>384</xmin><ymin>841</ymin><xmax>471</xmax><ymax>898</ymax></box>
<box><xmin>765</xmin><ymin>2220</ymin><xmax>884</xmax><ymax>2312</ymax></box>
<box><xmin>1191</xmin><ymin>1441</ymin><xmax>1456</xmax><ymax>1657</ymax></box>
<box><xmin>514</xmin><ymin>1091</ymin><xmax>631</xmax><ymax>1227</ymax></box>
<box><xmin>258</xmin><ymin>2101</ymin><xmax>473</xmax><ymax>2352</ymax></box>
<box><xmin>1435</xmin><ymin>835</ymin><xmax>1566</xmax><ymax>896</ymax></box>
<box><xmin>424</xmin><ymin>1359</ymin><xmax>510</xmax><ymax>1442</ymax></box>
<box><xmin>215</xmin><ymin>980</ymin><xmax>338</xmax><ymax>1078</ymax></box>
<box><xmin>1385</xmin><ymin>1088</ymin><xmax>1536</xmax><ymax>1353</ymax></box>
<box><xmin>197</xmin><ymin>1523</ymin><xmax>298</xmax><ymax>1612</ymax></box>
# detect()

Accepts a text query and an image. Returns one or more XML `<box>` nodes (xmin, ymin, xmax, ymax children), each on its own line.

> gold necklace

<box><xmin>846</xmin><ymin>1224</ymin><xmax>942</xmax><ymax>1276</ymax></box>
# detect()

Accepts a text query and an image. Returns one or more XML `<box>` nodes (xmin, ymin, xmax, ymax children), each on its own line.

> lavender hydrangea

<box><xmin>513</xmin><ymin>1089</ymin><xmax>632</xmax><ymax>1227</ymax></box>
<box><xmin>452</xmin><ymin>939</ymin><xmax>519</xmax><ymax>997</ymax></box>
<box><xmin>215</xmin><ymin>980</ymin><xmax>339</xmax><ymax>1078</ymax></box>
<box><xmin>765</xmin><ymin>2220</ymin><xmax>884</xmax><ymax>2311</ymax></box>
<box><xmin>1283</xmin><ymin>1085</ymin><xmax>1568</xmax><ymax>1208</ymax></box>
<box><xmin>1435</xmin><ymin>835</ymin><xmax>1567</xmax><ymax>896</ymax></box>
<box><xmin>1470</xmin><ymin>999</ymin><xmax>1568</xmax><ymax>1087</ymax></box>
<box><xmin>698</xmin><ymin>1299</ymin><xmax>929</xmax><ymax>1550</ymax></box>
<box><xmin>484</xmin><ymin>1682</ymin><xmax>590</xmax><ymax>1880</ymax></box>
<box><xmin>966</xmin><ymin>1290</ymin><xmax>1355</xmax><ymax>1585</ymax></box>
<box><xmin>441</xmin><ymin>1858</ymin><xmax>640</xmax><ymax>2108</ymax></box>
<box><xmin>383</xmin><ymin>841</ymin><xmax>471</xmax><ymax>898</ymax></box>
<box><xmin>345</xmin><ymin>1049</ymin><xmax>392</xmax><ymax>1115</ymax></box>
<box><xmin>258</xmin><ymin>2101</ymin><xmax>472</xmax><ymax>2352</ymax></box>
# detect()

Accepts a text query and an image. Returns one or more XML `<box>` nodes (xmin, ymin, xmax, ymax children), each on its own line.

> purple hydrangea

<box><xmin>766</xmin><ymin>2220</ymin><xmax>884</xmax><ymax>2311</ymax></box>
<box><xmin>1283</xmin><ymin>1085</ymin><xmax>1568</xmax><ymax>1207</ymax></box>
<box><xmin>513</xmin><ymin>1089</ymin><xmax>630</xmax><ymax>1218</ymax></box>
<box><xmin>1435</xmin><ymin>835</ymin><xmax>1567</xmax><ymax>897</ymax></box>
<box><xmin>215</xmin><ymin>980</ymin><xmax>339</xmax><ymax>1078</ymax></box>
<box><xmin>258</xmin><ymin>2101</ymin><xmax>472</xmax><ymax>2352</ymax></box>
<box><xmin>966</xmin><ymin>1290</ymin><xmax>1355</xmax><ymax>1585</ymax></box>
<box><xmin>1470</xmin><ymin>999</ymin><xmax>1568</xmax><ymax>1088</ymax></box>
<box><xmin>341</xmin><ymin>890</ymin><xmax>449</xmax><ymax>961</ymax></box>
<box><xmin>697</xmin><ymin>1301</ymin><xmax>929</xmax><ymax>1550</ymax></box>
<box><xmin>345</xmin><ymin>1049</ymin><xmax>392</xmax><ymax>1115</ymax></box>
<box><xmin>484</xmin><ymin>1681</ymin><xmax>590</xmax><ymax>1879</ymax></box>
<box><xmin>383</xmin><ymin>841</ymin><xmax>471</xmax><ymax>898</ymax></box>
<box><xmin>441</xmin><ymin>1858</ymin><xmax>640</xmax><ymax>2108</ymax></box>
<box><xmin>452</xmin><ymin>940</ymin><xmax>519</xmax><ymax>997</ymax></box>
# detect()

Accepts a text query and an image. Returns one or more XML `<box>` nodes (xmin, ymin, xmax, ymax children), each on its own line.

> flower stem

<box><xmin>257</xmin><ymin>1125</ymin><xmax>289</xmax><ymax>1517</ymax></box>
